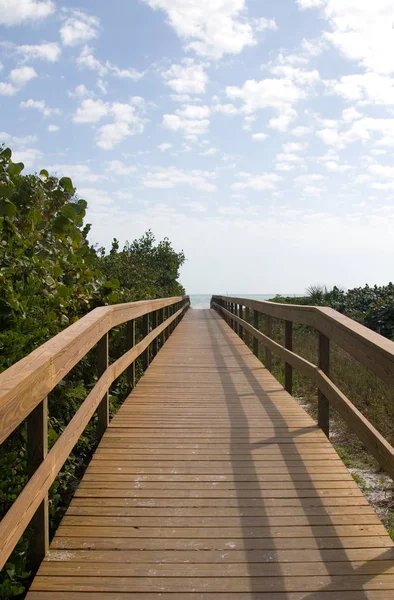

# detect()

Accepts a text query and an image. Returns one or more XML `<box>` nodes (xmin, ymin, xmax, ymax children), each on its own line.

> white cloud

<box><xmin>251</xmin><ymin>132</ymin><xmax>268</xmax><ymax>141</ymax></box>
<box><xmin>97</xmin><ymin>103</ymin><xmax>146</xmax><ymax>150</ymax></box>
<box><xmin>232</xmin><ymin>172</ymin><xmax>282</xmax><ymax>190</ymax></box>
<box><xmin>12</xmin><ymin>147</ymin><xmax>43</xmax><ymax>167</ymax></box>
<box><xmin>342</xmin><ymin>107</ymin><xmax>362</xmax><ymax>123</ymax></box>
<box><xmin>78</xmin><ymin>187</ymin><xmax>114</xmax><ymax>206</ymax></box>
<box><xmin>73</xmin><ymin>98</ymin><xmax>109</xmax><ymax>123</ymax></box>
<box><xmin>283</xmin><ymin>142</ymin><xmax>306</xmax><ymax>152</ymax></box>
<box><xmin>162</xmin><ymin>60</ymin><xmax>207</xmax><ymax>94</ymax></box>
<box><xmin>10</xmin><ymin>42</ymin><xmax>61</xmax><ymax>62</ymax></box>
<box><xmin>0</xmin><ymin>132</ymin><xmax>38</xmax><ymax>146</ymax></box>
<box><xmin>77</xmin><ymin>46</ymin><xmax>143</xmax><ymax>81</ymax></box>
<box><xmin>60</xmin><ymin>11</ymin><xmax>100</xmax><ymax>47</ymax></box>
<box><xmin>291</xmin><ymin>126</ymin><xmax>312</xmax><ymax>136</ymax></box>
<box><xmin>20</xmin><ymin>98</ymin><xmax>62</xmax><ymax>117</ymax></box>
<box><xmin>182</xmin><ymin>201</ymin><xmax>208</xmax><ymax>213</ymax></box>
<box><xmin>200</xmin><ymin>147</ymin><xmax>218</xmax><ymax>156</ymax></box>
<box><xmin>304</xmin><ymin>1</ymin><xmax>394</xmax><ymax>75</ymax></box>
<box><xmin>325</xmin><ymin>161</ymin><xmax>353</xmax><ymax>173</ymax></box>
<box><xmin>47</xmin><ymin>164</ymin><xmax>106</xmax><ymax>183</ymax></box>
<box><xmin>163</xmin><ymin>104</ymin><xmax>210</xmax><ymax>140</ymax></box>
<box><xmin>47</xmin><ymin>124</ymin><xmax>59</xmax><ymax>132</ymax></box>
<box><xmin>212</xmin><ymin>99</ymin><xmax>239</xmax><ymax>116</ymax></box>
<box><xmin>141</xmin><ymin>0</ymin><xmax>277</xmax><ymax>59</ymax></box>
<box><xmin>143</xmin><ymin>166</ymin><xmax>216</xmax><ymax>192</ymax></box>
<box><xmin>326</xmin><ymin>73</ymin><xmax>394</xmax><ymax>106</ymax></box>
<box><xmin>226</xmin><ymin>65</ymin><xmax>319</xmax><ymax>132</ymax></box>
<box><xmin>68</xmin><ymin>84</ymin><xmax>90</xmax><ymax>98</ymax></box>
<box><xmin>0</xmin><ymin>0</ymin><xmax>54</xmax><ymax>26</ymax></box>
<box><xmin>9</xmin><ymin>66</ymin><xmax>37</xmax><ymax>86</ymax></box>
<box><xmin>106</xmin><ymin>160</ymin><xmax>136</xmax><ymax>175</ymax></box>
<box><xmin>158</xmin><ymin>143</ymin><xmax>172</xmax><ymax>152</ymax></box>
<box><xmin>297</xmin><ymin>0</ymin><xmax>324</xmax><ymax>8</ymax></box>
<box><xmin>0</xmin><ymin>82</ymin><xmax>17</xmax><ymax>95</ymax></box>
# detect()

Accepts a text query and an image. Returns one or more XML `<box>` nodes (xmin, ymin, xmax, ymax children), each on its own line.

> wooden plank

<box><xmin>284</xmin><ymin>320</ymin><xmax>293</xmax><ymax>394</ymax></box>
<box><xmin>0</xmin><ymin>304</ymin><xmax>188</xmax><ymax>572</ymax></box>
<box><xmin>318</xmin><ymin>332</ymin><xmax>330</xmax><ymax>437</ymax></box>
<box><xmin>24</xmin><ymin>309</ymin><xmax>394</xmax><ymax>599</ymax></box>
<box><xmin>0</xmin><ymin>296</ymin><xmax>187</xmax><ymax>444</ymax></box>
<box><xmin>96</xmin><ymin>333</ymin><xmax>109</xmax><ymax>439</ymax></box>
<box><xmin>27</xmin><ymin>397</ymin><xmax>49</xmax><ymax>574</ymax></box>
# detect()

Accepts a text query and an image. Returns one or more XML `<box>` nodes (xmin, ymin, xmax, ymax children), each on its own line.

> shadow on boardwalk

<box><xmin>204</xmin><ymin>309</ymin><xmax>393</xmax><ymax>599</ymax></box>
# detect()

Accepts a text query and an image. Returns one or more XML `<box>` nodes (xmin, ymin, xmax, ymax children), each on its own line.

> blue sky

<box><xmin>1</xmin><ymin>0</ymin><xmax>394</xmax><ymax>294</ymax></box>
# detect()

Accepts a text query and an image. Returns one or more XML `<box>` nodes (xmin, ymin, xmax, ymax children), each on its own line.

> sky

<box><xmin>1</xmin><ymin>0</ymin><xmax>394</xmax><ymax>294</ymax></box>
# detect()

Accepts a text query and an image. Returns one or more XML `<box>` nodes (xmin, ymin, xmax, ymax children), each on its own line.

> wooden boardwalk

<box><xmin>27</xmin><ymin>309</ymin><xmax>394</xmax><ymax>599</ymax></box>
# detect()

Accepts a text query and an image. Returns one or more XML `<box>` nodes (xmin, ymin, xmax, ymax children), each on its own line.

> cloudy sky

<box><xmin>1</xmin><ymin>0</ymin><xmax>394</xmax><ymax>294</ymax></box>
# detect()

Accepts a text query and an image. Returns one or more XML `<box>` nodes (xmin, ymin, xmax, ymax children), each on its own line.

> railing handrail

<box><xmin>212</xmin><ymin>295</ymin><xmax>394</xmax><ymax>388</ymax></box>
<box><xmin>0</xmin><ymin>296</ymin><xmax>187</xmax><ymax>445</ymax></box>
<box><xmin>0</xmin><ymin>295</ymin><xmax>189</xmax><ymax>573</ymax></box>
<box><xmin>211</xmin><ymin>296</ymin><xmax>394</xmax><ymax>486</ymax></box>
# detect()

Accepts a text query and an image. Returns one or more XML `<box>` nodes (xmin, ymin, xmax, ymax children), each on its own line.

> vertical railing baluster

<box><xmin>253</xmin><ymin>310</ymin><xmax>259</xmax><ymax>357</ymax></box>
<box><xmin>127</xmin><ymin>319</ymin><xmax>136</xmax><ymax>390</ymax></box>
<box><xmin>152</xmin><ymin>310</ymin><xmax>158</xmax><ymax>357</ymax></box>
<box><xmin>27</xmin><ymin>396</ymin><xmax>49</xmax><ymax>574</ymax></box>
<box><xmin>239</xmin><ymin>303</ymin><xmax>243</xmax><ymax>340</ymax></box>
<box><xmin>97</xmin><ymin>333</ymin><xmax>109</xmax><ymax>438</ymax></box>
<box><xmin>245</xmin><ymin>306</ymin><xmax>250</xmax><ymax>348</ymax></box>
<box><xmin>142</xmin><ymin>313</ymin><xmax>150</xmax><ymax>370</ymax></box>
<box><xmin>284</xmin><ymin>320</ymin><xmax>293</xmax><ymax>395</ymax></box>
<box><xmin>318</xmin><ymin>333</ymin><xmax>330</xmax><ymax>437</ymax></box>
<box><xmin>265</xmin><ymin>315</ymin><xmax>272</xmax><ymax>372</ymax></box>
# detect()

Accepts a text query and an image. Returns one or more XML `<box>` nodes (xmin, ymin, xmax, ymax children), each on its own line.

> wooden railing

<box><xmin>0</xmin><ymin>296</ymin><xmax>189</xmax><ymax>573</ymax></box>
<box><xmin>211</xmin><ymin>295</ymin><xmax>394</xmax><ymax>481</ymax></box>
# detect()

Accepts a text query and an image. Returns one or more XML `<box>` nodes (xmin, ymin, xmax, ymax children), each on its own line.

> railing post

<box><xmin>97</xmin><ymin>333</ymin><xmax>109</xmax><ymax>438</ymax></box>
<box><xmin>27</xmin><ymin>396</ymin><xmax>49</xmax><ymax>574</ymax></box>
<box><xmin>127</xmin><ymin>319</ymin><xmax>136</xmax><ymax>390</ymax></box>
<box><xmin>142</xmin><ymin>313</ymin><xmax>150</xmax><ymax>370</ymax></box>
<box><xmin>234</xmin><ymin>303</ymin><xmax>238</xmax><ymax>335</ymax></box>
<box><xmin>245</xmin><ymin>307</ymin><xmax>250</xmax><ymax>347</ymax></box>
<box><xmin>284</xmin><ymin>320</ymin><xmax>293</xmax><ymax>395</ymax></box>
<box><xmin>253</xmin><ymin>310</ymin><xmax>259</xmax><ymax>357</ymax></box>
<box><xmin>152</xmin><ymin>310</ymin><xmax>158</xmax><ymax>357</ymax></box>
<box><xmin>239</xmin><ymin>304</ymin><xmax>243</xmax><ymax>340</ymax></box>
<box><xmin>265</xmin><ymin>315</ymin><xmax>272</xmax><ymax>372</ymax></box>
<box><xmin>163</xmin><ymin>307</ymin><xmax>167</xmax><ymax>343</ymax></box>
<box><xmin>318</xmin><ymin>333</ymin><xmax>330</xmax><ymax>437</ymax></box>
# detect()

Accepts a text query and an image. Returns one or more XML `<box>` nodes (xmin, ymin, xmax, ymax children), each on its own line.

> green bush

<box><xmin>0</xmin><ymin>146</ymin><xmax>185</xmax><ymax>598</ymax></box>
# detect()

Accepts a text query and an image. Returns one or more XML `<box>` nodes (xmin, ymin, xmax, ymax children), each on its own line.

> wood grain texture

<box><xmin>0</xmin><ymin>296</ymin><xmax>188</xmax><ymax>444</ymax></box>
<box><xmin>0</xmin><ymin>302</ymin><xmax>188</xmax><ymax>572</ymax></box>
<box><xmin>213</xmin><ymin>302</ymin><xmax>394</xmax><ymax>480</ymax></box>
<box><xmin>26</xmin><ymin>309</ymin><xmax>394</xmax><ymax>598</ymax></box>
<box><xmin>213</xmin><ymin>295</ymin><xmax>394</xmax><ymax>388</ymax></box>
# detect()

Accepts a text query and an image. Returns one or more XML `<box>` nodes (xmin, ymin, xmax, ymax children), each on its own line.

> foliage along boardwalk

<box><xmin>27</xmin><ymin>309</ymin><xmax>394</xmax><ymax>599</ymax></box>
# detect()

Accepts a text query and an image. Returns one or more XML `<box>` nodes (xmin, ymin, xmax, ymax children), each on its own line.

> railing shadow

<box><xmin>203</xmin><ymin>308</ymin><xmax>394</xmax><ymax>599</ymax></box>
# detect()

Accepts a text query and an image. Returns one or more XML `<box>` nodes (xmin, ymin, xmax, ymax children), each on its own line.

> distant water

<box><xmin>189</xmin><ymin>294</ymin><xmax>301</xmax><ymax>310</ymax></box>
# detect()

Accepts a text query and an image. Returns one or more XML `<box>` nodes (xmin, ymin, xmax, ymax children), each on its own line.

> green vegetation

<box><xmin>265</xmin><ymin>285</ymin><xmax>394</xmax><ymax>537</ymax></box>
<box><xmin>0</xmin><ymin>146</ymin><xmax>185</xmax><ymax>598</ymax></box>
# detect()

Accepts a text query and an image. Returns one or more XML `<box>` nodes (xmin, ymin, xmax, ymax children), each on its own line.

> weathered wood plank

<box><xmin>25</xmin><ymin>309</ymin><xmax>394</xmax><ymax>598</ymax></box>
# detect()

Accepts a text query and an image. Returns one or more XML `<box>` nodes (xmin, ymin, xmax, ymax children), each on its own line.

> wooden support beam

<box><xmin>265</xmin><ymin>315</ymin><xmax>273</xmax><ymax>372</ymax></box>
<box><xmin>284</xmin><ymin>320</ymin><xmax>293</xmax><ymax>395</ymax></box>
<box><xmin>96</xmin><ymin>333</ymin><xmax>109</xmax><ymax>439</ymax></box>
<box><xmin>142</xmin><ymin>314</ymin><xmax>150</xmax><ymax>370</ymax></box>
<box><xmin>318</xmin><ymin>333</ymin><xmax>330</xmax><ymax>437</ymax></box>
<box><xmin>245</xmin><ymin>307</ymin><xmax>250</xmax><ymax>347</ymax></box>
<box><xmin>126</xmin><ymin>320</ymin><xmax>135</xmax><ymax>391</ymax></box>
<box><xmin>239</xmin><ymin>304</ymin><xmax>244</xmax><ymax>340</ymax></box>
<box><xmin>27</xmin><ymin>396</ymin><xmax>49</xmax><ymax>575</ymax></box>
<box><xmin>253</xmin><ymin>310</ymin><xmax>259</xmax><ymax>357</ymax></box>
<box><xmin>152</xmin><ymin>311</ymin><xmax>158</xmax><ymax>357</ymax></box>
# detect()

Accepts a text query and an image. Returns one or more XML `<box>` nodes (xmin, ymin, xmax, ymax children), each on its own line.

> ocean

<box><xmin>189</xmin><ymin>294</ymin><xmax>300</xmax><ymax>309</ymax></box>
